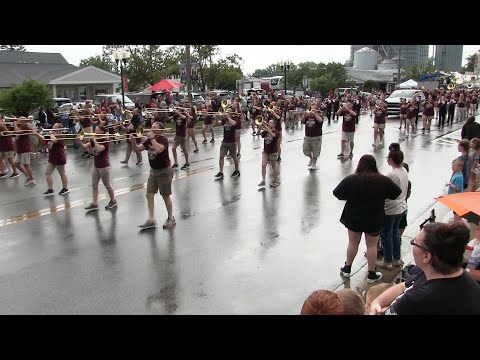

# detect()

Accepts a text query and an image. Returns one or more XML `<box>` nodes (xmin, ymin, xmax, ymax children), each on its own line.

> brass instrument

<box><xmin>1</xmin><ymin>129</ymin><xmax>36</xmax><ymax>136</ymax></box>
<box><xmin>255</xmin><ymin>115</ymin><xmax>264</xmax><ymax>126</ymax></box>
<box><xmin>447</xmin><ymin>83</ymin><xmax>456</xmax><ymax>90</ymax></box>
<box><xmin>144</xmin><ymin>108</ymin><xmax>175</xmax><ymax>114</ymax></box>
<box><xmin>467</xmin><ymin>83</ymin><xmax>474</xmax><ymax>89</ymax></box>
<box><xmin>4</xmin><ymin>116</ymin><xmax>35</xmax><ymax>123</ymax></box>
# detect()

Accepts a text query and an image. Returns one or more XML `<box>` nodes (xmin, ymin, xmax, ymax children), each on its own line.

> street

<box><xmin>0</xmin><ymin>111</ymin><xmax>469</xmax><ymax>314</ymax></box>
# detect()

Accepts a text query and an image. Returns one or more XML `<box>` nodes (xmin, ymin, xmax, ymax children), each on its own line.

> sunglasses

<box><xmin>410</xmin><ymin>238</ymin><xmax>431</xmax><ymax>253</ymax></box>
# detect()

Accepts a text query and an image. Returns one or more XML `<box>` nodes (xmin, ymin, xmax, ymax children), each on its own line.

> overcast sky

<box><xmin>25</xmin><ymin>45</ymin><xmax>480</xmax><ymax>75</ymax></box>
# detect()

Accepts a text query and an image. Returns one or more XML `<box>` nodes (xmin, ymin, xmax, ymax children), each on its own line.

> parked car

<box><xmin>385</xmin><ymin>89</ymin><xmax>425</xmax><ymax>116</ymax></box>
<box><xmin>175</xmin><ymin>92</ymin><xmax>205</xmax><ymax>106</ymax></box>
<box><xmin>93</xmin><ymin>94</ymin><xmax>136</xmax><ymax>110</ymax></box>
<box><xmin>53</xmin><ymin>97</ymin><xmax>71</xmax><ymax>107</ymax></box>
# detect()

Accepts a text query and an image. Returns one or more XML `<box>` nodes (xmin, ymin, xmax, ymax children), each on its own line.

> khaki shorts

<box><xmin>203</xmin><ymin>124</ymin><xmax>213</xmax><ymax>131</ymax></box>
<box><xmin>341</xmin><ymin>132</ymin><xmax>355</xmax><ymax>142</ymax></box>
<box><xmin>220</xmin><ymin>141</ymin><xmax>236</xmax><ymax>156</ymax></box>
<box><xmin>187</xmin><ymin>128</ymin><xmax>196</xmax><ymax>136</ymax></box>
<box><xmin>0</xmin><ymin>151</ymin><xmax>15</xmax><ymax>159</ymax></box>
<box><xmin>16</xmin><ymin>152</ymin><xmax>31</xmax><ymax>165</ymax></box>
<box><xmin>303</xmin><ymin>136</ymin><xmax>322</xmax><ymax>158</ymax></box>
<box><xmin>92</xmin><ymin>166</ymin><xmax>111</xmax><ymax>191</ymax></box>
<box><xmin>45</xmin><ymin>162</ymin><xmax>66</xmax><ymax>176</ymax></box>
<box><xmin>374</xmin><ymin>123</ymin><xmax>385</xmax><ymax>129</ymax></box>
<box><xmin>263</xmin><ymin>151</ymin><xmax>278</xmax><ymax>162</ymax></box>
<box><xmin>147</xmin><ymin>167</ymin><xmax>173</xmax><ymax>196</ymax></box>
<box><xmin>174</xmin><ymin>136</ymin><xmax>186</xmax><ymax>147</ymax></box>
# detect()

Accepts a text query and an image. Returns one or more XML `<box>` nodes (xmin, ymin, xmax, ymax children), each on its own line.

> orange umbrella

<box><xmin>437</xmin><ymin>192</ymin><xmax>480</xmax><ymax>224</ymax></box>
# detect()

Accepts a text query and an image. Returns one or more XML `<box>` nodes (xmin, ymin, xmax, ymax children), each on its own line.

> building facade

<box><xmin>434</xmin><ymin>45</ymin><xmax>463</xmax><ymax>72</ymax></box>
<box><xmin>350</xmin><ymin>45</ymin><xmax>429</xmax><ymax>67</ymax></box>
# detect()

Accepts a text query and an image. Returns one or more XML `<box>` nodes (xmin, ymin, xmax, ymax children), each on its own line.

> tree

<box><xmin>79</xmin><ymin>55</ymin><xmax>113</xmax><ymax>72</ymax></box>
<box><xmin>0</xmin><ymin>79</ymin><xmax>53</xmax><ymax>116</ymax></box>
<box><xmin>404</xmin><ymin>60</ymin><xmax>436</xmax><ymax>81</ymax></box>
<box><xmin>251</xmin><ymin>64</ymin><xmax>282</xmax><ymax>78</ymax></box>
<box><xmin>363</xmin><ymin>80</ymin><xmax>379</xmax><ymax>92</ymax></box>
<box><xmin>191</xmin><ymin>45</ymin><xmax>221</xmax><ymax>92</ymax></box>
<box><xmin>204</xmin><ymin>54</ymin><xmax>243</xmax><ymax>90</ymax></box>
<box><xmin>0</xmin><ymin>45</ymin><xmax>26</xmax><ymax>51</ymax></box>
<box><xmin>464</xmin><ymin>53</ymin><xmax>476</xmax><ymax>72</ymax></box>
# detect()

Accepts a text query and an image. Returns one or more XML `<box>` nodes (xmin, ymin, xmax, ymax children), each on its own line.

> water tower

<box><xmin>353</xmin><ymin>47</ymin><xmax>378</xmax><ymax>70</ymax></box>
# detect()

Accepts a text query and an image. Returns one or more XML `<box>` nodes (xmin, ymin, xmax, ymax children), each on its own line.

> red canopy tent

<box><xmin>148</xmin><ymin>79</ymin><xmax>184</xmax><ymax>92</ymax></box>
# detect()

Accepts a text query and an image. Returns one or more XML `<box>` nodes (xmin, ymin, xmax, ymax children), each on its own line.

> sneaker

<box><xmin>307</xmin><ymin>160</ymin><xmax>313</xmax><ymax>168</ymax></box>
<box><xmin>193</xmin><ymin>149</ymin><xmax>199</xmax><ymax>153</ymax></box>
<box><xmin>337</xmin><ymin>153</ymin><xmax>345</xmax><ymax>158</ymax></box>
<box><xmin>258</xmin><ymin>181</ymin><xmax>266</xmax><ymax>187</ymax></box>
<box><xmin>25</xmin><ymin>179</ymin><xmax>36</xmax><ymax>186</ymax></box>
<box><xmin>59</xmin><ymin>188</ymin><xmax>69</xmax><ymax>195</ymax></box>
<box><xmin>367</xmin><ymin>271</ymin><xmax>383</xmax><ymax>284</ymax></box>
<box><xmin>348</xmin><ymin>153</ymin><xmax>353</xmax><ymax>159</ymax></box>
<box><xmin>214</xmin><ymin>172</ymin><xmax>224</xmax><ymax>179</ymax></box>
<box><xmin>277</xmin><ymin>157</ymin><xmax>281</xmax><ymax>162</ymax></box>
<box><xmin>237</xmin><ymin>153</ymin><xmax>241</xmax><ymax>158</ymax></box>
<box><xmin>376</xmin><ymin>259</ymin><xmax>394</xmax><ymax>270</ymax></box>
<box><xmin>84</xmin><ymin>203</ymin><xmax>99</xmax><ymax>212</ymax></box>
<box><xmin>120</xmin><ymin>160</ymin><xmax>128</xmax><ymax>164</ymax></box>
<box><xmin>43</xmin><ymin>189</ymin><xmax>54</xmax><ymax>196</ymax></box>
<box><xmin>138</xmin><ymin>219</ymin><xmax>157</xmax><ymax>230</ymax></box>
<box><xmin>9</xmin><ymin>173</ymin><xmax>19</xmax><ymax>179</ymax></box>
<box><xmin>270</xmin><ymin>181</ymin><xmax>279</xmax><ymax>187</ymax></box>
<box><xmin>393</xmin><ymin>259</ymin><xmax>404</xmax><ymax>268</ymax></box>
<box><xmin>136</xmin><ymin>161</ymin><xmax>143</xmax><ymax>166</ymax></box>
<box><xmin>181</xmin><ymin>163</ymin><xmax>190</xmax><ymax>170</ymax></box>
<box><xmin>340</xmin><ymin>264</ymin><xmax>351</xmax><ymax>278</ymax></box>
<box><xmin>163</xmin><ymin>217</ymin><xmax>176</xmax><ymax>229</ymax></box>
<box><xmin>202</xmin><ymin>139</ymin><xmax>207</xmax><ymax>144</ymax></box>
<box><xmin>105</xmin><ymin>200</ymin><xmax>118</xmax><ymax>210</ymax></box>
<box><xmin>231</xmin><ymin>170</ymin><xmax>240</xmax><ymax>178</ymax></box>
<box><xmin>252</xmin><ymin>131</ymin><xmax>256</xmax><ymax>136</ymax></box>
<box><xmin>172</xmin><ymin>164</ymin><xmax>179</xmax><ymax>169</ymax></box>
<box><xmin>210</xmin><ymin>138</ymin><xmax>215</xmax><ymax>143</ymax></box>
<box><xmin>0</xmin><ymin>173</ymin><xmax>7</xmax><ymax>179</ymax></box>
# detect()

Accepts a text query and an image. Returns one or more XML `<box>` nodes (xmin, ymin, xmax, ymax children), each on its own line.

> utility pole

<box><xmin>186</xmin><ymin>45</ymin><xmax>193</xmax><ymax>108</ymax></box>
<box><xmin>397</xmin><ymin>45</ymin><xmax>402</xmax><ymax>87</ymax></box>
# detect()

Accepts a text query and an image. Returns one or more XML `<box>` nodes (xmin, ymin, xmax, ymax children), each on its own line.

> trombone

<box><xmin>1</xmin><ymin>129</ymin><xmax>37</xmax><ymax>136</ymax></box>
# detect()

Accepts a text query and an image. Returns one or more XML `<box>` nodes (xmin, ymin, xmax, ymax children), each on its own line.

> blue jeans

<box><xmin>380</xmin><ymin>212</ymin><xmax>405</xmax><ymax>262</ymax></box>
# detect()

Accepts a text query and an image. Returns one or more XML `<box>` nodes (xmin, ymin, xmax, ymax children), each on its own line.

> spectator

<box><xmin>300</xmin><ymin>290</ymin><xmax>345</xmax><ymax>315</ymax></box>
<box><xmin>364</xmin><ymin>283</ymin><xmax>392</xmax><ymax>315</ymax></box>
<box><xmin>333</xmin><ymin>155</ymin><xmax>402</xmax><ymax>284</ymax></box>
<box><xmin>335</xmin><ymin>289</ymin><xmax>365</xmax><ymax>315</ymax></box>
<box><xmin>457</xmin><ymin>139</ymin><xmax>472</xmax><ymax>190</ymax></box>
<box><xmin>467</xmin><ymin>137</ymin><xmax>480</xmax><ymax>191</ymax></box>
<box><xmin>461</xmin><ymin>116</ymin><xmax>480</xmax><ymax>141</ymax></box>
<box><xmin>369</xmin><ymin>222</ymin><xmax>480</xmax><ymax>315</ymax></box>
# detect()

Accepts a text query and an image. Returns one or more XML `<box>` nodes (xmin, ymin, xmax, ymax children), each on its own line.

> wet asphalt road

<box><xmin>0</xmin><ymin>111</ymin><xmax>471</xmax><ymax>314</ymax></box>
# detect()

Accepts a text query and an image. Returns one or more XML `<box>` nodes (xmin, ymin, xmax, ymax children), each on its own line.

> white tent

<box><xmin>398</xmin><ymin>79</ymin><xmax>418</xmax><ymax>89</ymax></box>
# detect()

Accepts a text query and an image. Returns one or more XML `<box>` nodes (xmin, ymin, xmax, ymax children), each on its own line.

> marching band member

<box><xmin>372</xmin><ymin>100</ymin><xmax>387</xmax><ymax>146</ymax></box>
<box><xmin>170</xmin><ymin>109</ymin><xmax>190</xmax><ymax>170</ymax></box>
<box><xmin>36</xmin><ymin>123</ymin><xmax>69</xmax><ymax>196</ymax></box>
<box><xmin>201</xmin><ymin>105</ymin><xmax>215</xmax><ymax>144</ymax></box>
<box><xmin>130</xmin><ymin>122</ymin><xmax>175</xmax><ymax>230</ymax></box>
<box><xmin>78</xmin><ymin>124</ymin><xmax>118</xmax><ymax>212</ymax></box>
<box><xmin>231</xmin><ymin>100</ymin><xmax>243</xmax><ymax>158</ymax></box>
<box><xmin>302</xmin><ymin>105</ymin><xmax>324</xmax><ymax>170</ymax></box>
<box><xmin>266</xmin><ymin>103</ymin><xmax>282</xmax><ymax>162</ymax></box>
<box><xmin>421</xmin><ymin>95</ymin><xmax>434</xmax><ymax>131</ymax></box>
<box><xmin>186</xmin><ymin>107</ymin><xmax>199</xmax><ymax>154</ymax></box>
<box><xmin>120</xmin><ymin>110</ymin><xmax>143</xmax><ymax>166</ymax></box>
<box><xmin>13</xmin><ymin>117</ymin><xmax>36</xmax><ymax>186</ymax></box>
<box><xmin>0</xmin><ymin>114</ymin><xmax>18</xmax><ymax>178</ymax></box>
<box><xmin>399</xmin><ymin>98</ymin><xmax>408</xmax><ymax>130</ymax></box>
<box><xmin>336</xmin><ymin>102</ymin><xmax>357</xmax><ymax>159</ymax></box>
<box><xmin>405</xmin><ymin>99</ymin><xmax>418</xmax><ymax>136</ymax></box>
<box><xmin>214</xmin><ymin>108</ymin><xmax>240</xmax><ymax>179</ymax></box>
<box><xmin>251</xmin><ymin>95</ymin><xmax>263</xmax><ymax>135</ymax></box>
<box><xmin>79</xmin><ymin>108</ymin><xmax>94</xmax><ymax>158</ymax></box>
<box><xmin>258</xmin><ymin>119</ymin><xmax>280</xmax><ymax>187</ymax></box>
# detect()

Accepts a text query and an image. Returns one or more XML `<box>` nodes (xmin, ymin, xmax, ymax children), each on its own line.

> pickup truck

<box><xmin>385</xmin><ymin>89</ymin><xmax>425</xmax><ymax>116</ymax></box>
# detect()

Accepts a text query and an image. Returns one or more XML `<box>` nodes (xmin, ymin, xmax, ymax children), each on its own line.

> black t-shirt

<box><xmin>386</xmin><ymin>270</ymin><xmax>480</xmax><ymax>315</ymax></box>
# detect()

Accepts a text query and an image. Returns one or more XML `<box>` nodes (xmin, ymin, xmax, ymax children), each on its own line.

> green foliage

<box><xmin>79</xmin><ymin>55</ymin><xmax>113</xmax><ymax>72</ymax></box>
<box><xmin>464</xmin><ymin>53</ymin><xmax>476</xmax><ymax>72</ymax></box>
<box><xmin>363</xmin><ymin>80</ymin><xmax>379</xmax><ymax>92</ymax></box>
<box><xmin>204</xmin><ymin>54</ymin><xmax>243</xmax><ymax>90</ymax></box>
<box><xmin>404</xmin><ymin>60</ymin><xmax>436</xmax><ymax>81</ymax></box>
<box><xmin>0</xmin><ymin>45</ymin><xmax>26</xmax><ymax>51</ymax></box>
<box><xmin>0</xmin><ymin>79</ymin><xmax>53</xmax><ymax>116</ymax></box>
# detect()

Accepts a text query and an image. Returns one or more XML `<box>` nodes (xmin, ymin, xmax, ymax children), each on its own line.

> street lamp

<box><xmin>113</xmin><ymin>48</ymin><xmax>130</xmax><ymax>111</ymax></box>
<box><xmin>280</xmin><ymin>59</ymin><xmax>292</xmax><ymax>97</ymax></box>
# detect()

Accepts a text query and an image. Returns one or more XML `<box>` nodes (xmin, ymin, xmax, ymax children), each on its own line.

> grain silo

<box><xmin>353</xmin><ymin>47</ymin><xmax>378</xmax><ymax>70</ymax></box>
<box><xmin>377</xmin><ymin>59</ymin><xmax>397</xmax><ymax>71</ymax></box>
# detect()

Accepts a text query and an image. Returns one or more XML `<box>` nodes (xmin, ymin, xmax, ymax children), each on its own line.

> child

<box><xmin>467</xmin><ymin>137</ymin><xmax>480</xmax><ymax>192</ymax></box>
<box><xmin>447</xmin><ymin>158</ymin><xmax>464</xmax><ymax>223</ymax></box>
<box><xmin>365</xmin><ymin>283</ymin><xmax>392</xmax><ymax>315</ymax></box>
<box><xmin>457</xmin><ymin>139</ymin><xmax>471</xmax><ymax>190</ymax></box>
<box><xmin>399</xmin><ymin>162</ymin><xmax>411</xmax><ymax>238</ymax></box>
